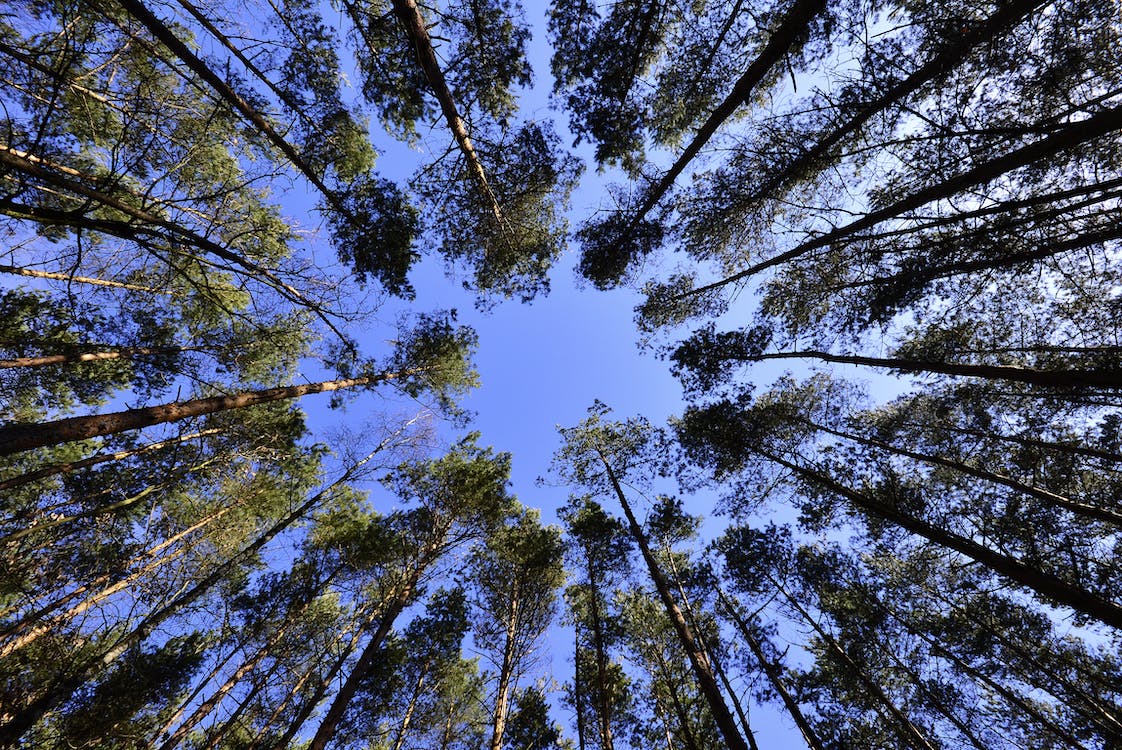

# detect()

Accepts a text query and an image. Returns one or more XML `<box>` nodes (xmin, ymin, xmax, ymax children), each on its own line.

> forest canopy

<box><xmin>1</xmin><ymin>0</ymin><xmax>1121</xmax><ymax>748</ymax></box>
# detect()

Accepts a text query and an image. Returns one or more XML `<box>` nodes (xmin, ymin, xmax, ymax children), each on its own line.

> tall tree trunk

<box><xmin>390</xmin><ymin>658</ymin><xmax>432</xmax><ymax>750</ymax></box>
<box><xmin>488</xmin><ymin>577</ymin><xmax>522</xmax><ymax>750</ymax></box>
<box><xmin>775</xmin><ymin>583</ymin><xmax>939</xmax><ymax>750</ymax></box>
<box><xmin>0</xmin><ymin>370</ymin><xmax>405</xmax><ymax>456</ymax></box>
<box><xmin>0</xmin><ymin>428</ymin><xmax>221</xmax><ymax>492</ymax></box>
<box><xmin>597</xmin><ymin>450</ymin><xmax>751</xmax><ymax>750</ymax></box>
<box><xmin>384</xmin><ymin>0</ymin><xmax>505</xmax><ymax>229</ymax></box>
<box><xmin>624</xmin><ymin>0</ymin><xmax>825</xmax><ymax>234</ymax></box>
<box><xmin>573</xmin><ymin>625</ymin><xmax>588</xmax><ymax>750</ymax></box>
<box><xmin>795</xmin><ymin>416</ymin><xmax>1122</xmax><ymax>526</ymax></box>
<box><xmin>0</xmin><ymin>263</ymin><xmax>166</xmax><ymax>294</ymax></box>
<box><xmin>0</xmin><ymin>447</ymin><xmax>383</xmax><ymax>745</ymax></box>
<box><xmin>716</xmin><ymin>588</ymin><xmax>826</xmax><ymax>750</ymax></box>
<box><xmin>307</xmin><ymin>533</ymin><xmax>447</xmax><ymax>750</ymax></box>
<box><xmin>755</xmin><ymin>446</ymin><xmax>1122</xmax><ymax>630</ymax></box>
<box><xmin>686</xmin><ymin>102</ymin><xmax>1122</xmax><ymax>297</ymax></box>
<box><xmin>586</xmin><ymin>564</ymin><xmax>615</xmax><ymax>750</ymax></box>
<box><xmin>747</xmin><ymin>349</ymin><xmax>1122</xmax><ymax>391</ymax></box>
<box><xmin>665</xmin><ymin>552</ymin><xmax>758</xmax><ymax>750</ymax></box>
<box><xmin>0</xmin><ymin>345</ymin><xmax>202</xmax><ymax>370</ymax></box>
<box><xmin>738</xmin><ymin>0</ymin><xmax>1046</xmax><ymax>209</ymax></box>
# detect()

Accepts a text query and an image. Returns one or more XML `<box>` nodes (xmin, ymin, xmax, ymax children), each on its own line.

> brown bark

<box><xmin>598</xmin><ymin>450</ymin><xmax>750</xmax><ymax>750</ymax></box>
<box><xmin>111</xmin><ymin>0</ymin><xmax>345</xmax><ymax>217</ymax></box>
<box><xmin>390</xmin><ymin>659</ymin><xmax>431</xmax><ymax>750</ymax></box>
<box><xmin>489</xmin><ymin>576</ymin><xmax>522</xmax><ymax>750</ymax></box>
<box><xmin>586</xmin><ymin>564</ymin><xmax>615</xmax><ymax>750</ymax></box>
<box><xmin>625</xmin><ymin>0</ymin><xmax>825</xmax><ymax>233</ymax></box>
<box><xmin>386</xmin><ymin>0</ymin><xmax>505</xmax><ymax>229</ymax></box>
<box><xmin>686</xmin><ymin>102</ymin><xmax>1122</xmax><ymax>297</ymax></box>
<box><xmin>754</xmin><ymin>446</ymin><xmax>1122</xmax><ymax>630</ymax></box>
<box><xmin>747</xmin><ymin>349</ymin><xmax>1122</xmax><ymax>391</ymax></box>
<box><xmin>0</xmin><ymin>446</ymin><xmax>383</xmax><ymax>746</ymax></box>
<box><xmin>738</xmin><ymin>0</ymin><xmax>1046</xmax><ymax>210</ymax></box>
<box><xmin>306</xmin><ymin>534</ymin><xmax>447</xmax><ymax>750</ymax></box>
<box><xmin>716</xmin><ymin>589</ymin><xmax>826</xmax><ymax>750</ymax></box>
<box><xmin>0</xmin><ymin>371</ymin><xmax>402</xmax><ymax>456</ymax></box>
<box><xmin>0</xmin><ymin>264</ymin><xmax>165</xmax><ymax>294</ymax></box>
<box><xmin>0</xmin><ymin>428</ymin><xmax>221</xmax><ymax>492</ymax></box>
<box><xmin>0</xmin><ymin>345</ymin><xmax>201</xmax><ymax>370</ymax></box>
<box><xmin>775</xmin><ymin>583</ymin><xmax>939</xmax><ymax>750</ymax></box>
<box><xmin>796</xmin><ymin>416</ymin><xmax>1122</xmax><ymax>527</ymax></box>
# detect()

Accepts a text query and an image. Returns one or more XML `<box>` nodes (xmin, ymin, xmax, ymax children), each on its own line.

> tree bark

<box><xmin>716</xmin><ymin>588</ymin><xmax>826</xmax><ymax>750</ymax></box>
<box><xmin>747</xmin><ymin>349</ymin><xmax>1122</xmax><ymax>391</ymax></box>
<box><xmin>0</xmin><ymin>345</ymin><xmax>202</xmax><ymax>370</ymax></box>
<box><xmin>0</xmin><ymin>428</ymin><xmax>221</xmax><ymax>492</ymax></box>
<box><xmin>597</xmin><ymin>450</ymin><xmax>751</xmax><ymax>750</ymax></box>
<box><xmin>687</xmin><ymin>102</ymin><xmax>1122</xmax><ymax>297</ymax></box>
<box><xmin>0</xmin><ymin>371</ymin><xmax>403</xmax><ymax>456</ymax></box>
<box><xmin>385</xmin><ymin>0</ymin><xmax>505</xmax><ymax>228</ymax></box>
<box><xmin>755</xmin><ymin>446</ymin><xmax>1122</xmax><ymax>631</ymax></box>
<box><xmin>625</xmin><ymin>0</ymin><xmax>825</xmax><ymax>233</ymax></box>
<box><xmin>795</xmin><ymin>416</ymin><xmax>1122</xmax><ymax>527</ymax></box>
<box><xmin>0</xmin><ymin>264</ymin><xmax>165</xmax><ymax>294</ymax></box>
<box><xmin>0</xmin><ymin>447</ymin><xmax>383</xmax><ymax>745</ymax></box>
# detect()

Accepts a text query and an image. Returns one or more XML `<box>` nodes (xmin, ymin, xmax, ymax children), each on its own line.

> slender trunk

<box><xmin>151</xmin><ymin>632</ymin><xmax>244</xmax><ymax>748</ymax></box>
<box><xmin>665</xmin><ymin>552</ymin><xmax>758</xmax><ymax>750</ymax></box>
<box><xmin>0</xmin><ymin>345</ymin><xmax>202</xmax><ymax>370</ymax></box>
<box><xmin>776</xmin><ymin>583</ymin><xmax>939</xmax><ymax>750</ymax></box>
<box><xmin>891</xmin><ymin>419</ymin><xmax>1122</xmax><ymax>467</ymax></box>
<box><xmin>0</xmin><ymin>370</ymin><xmax>403</xmax><ymax>456</ymax></box>
<box><xmin>385</xmin><ymin>0</ymin><xmax>504</xmax><ymax>228</ymax></box>
<box><xmin>0</xmin><ymin>428</ymin><xmax>220</xmax><ymax>492</ymax></box>
<box><xmin>796</xmin><ymin>416</ymin><xmax>1122</xmax><ymax>527</ymax></box>
<box><xmin>586</xmin><ymin>564</ymin><xmax>615</xmax><ymax>750</ymax></box>
<box><xmin>0</xmin><ymin>264</ymin><xmax>165</xmax><ymax>294</ymax></box>
<box><xmin>3</xmin><ymin>456</ymin><xmax>222</xmax><ymax>543</ymax></box>
<box><xmin>754</xmin><ymin>446</ymin><xmax>1122</xmax><ymax>630</ymax></box>
<box><xmin>687</xmin><ymin>102</ymin><xmax>1122</xmax><ymax>297</ymax></box>
<box><xmin>653</xmin><ymin>651</ymin><xmax>702</xmax><ymax>750</ymax></box>
<box><xmin>390</xmin><ymin>659</ymin><xmax>431</xmax><ymax>750</ymax></box>
<box><xmin>488</xmin><ymin>577</ymin><xmax>522</xmax><ymax>750</ymax></box>
<box><xmin>748</xmin><ymin>349</ymin><xmax>1122</xmax><ymax>391</ymax></box>
<box><xmin>626</xmin><ymin>0</ymin><xmax>825</xmax><ymax>233</ymax></box>
<box><xmin>306</xmin><ymin>533</ymin><xmax>446</xmax><ymax>750</ymax></box>
<box><xmin>112</xmin><ymin>0</ymin><xmax>344</xmax><ymax>216</ymax></box>
<box><xmin>0</xmin><ymin>147</ymin><xmax>331</xmax><ymax>325</ymax></box>
<box><xmin>0</xmin><ymin>447</ymin><xmax>383</xmax><ymax>745</ymax></box>
<box><xmin>716</xmin><ymin>589</ymin><xmax>826</xmax><ymax>750</ymax></box>
<box><xmin>597</xmin><ymin>450</ymin><xmax>750</xmax><ymax>750</ymax></box>
<box><xmin>573</xmin><ymin>625</ymin><xmax>588</xmax><ymax>750</ymax></box>
<box><xmin>738</xmin><ymin>0</ymin><xmax>1046</xmax><ymax>209</ymax></box>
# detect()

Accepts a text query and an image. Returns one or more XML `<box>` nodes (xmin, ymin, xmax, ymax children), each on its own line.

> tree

<box><xmin>470</xmin><ymin>507</ymin><xmax>566</xmax><ymax>750</ymax></box>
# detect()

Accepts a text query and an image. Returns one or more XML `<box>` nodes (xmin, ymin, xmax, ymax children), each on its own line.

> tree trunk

<box><xmin>0</xmin><ymin>428</ymin><xmax>221</xmax><ymax>492</ymax></box>
<box><xmin>739</xmin><ymin>0</ymin><xmax>1046</xmax><ymax>209</ymax></box>
<box><xmin>0</xmin><ymin>371</ymin><xmax>403</xmax><ymax>456</ymax></box>
<box><xmin>488</xmin><ymin>577</ymin><xmax>522</xmax><ymax>750</ymax></box>
<box><xmin>796</xmin><ymin>416</ymin><xmax>1122</xmax><ymax>527</ymax></box>
<box><xmin>0</xmin><ymin>345</ymin><xmax>202</xmax><ymax>370</ymax></box>
<box><xmin>755</xmin><ymin>446</ymin><xmax>1122</xmax><ymax>630</ymax></box>
<box><xmin>687</xmin><ymin>102</ymin><xmax>1122</xmax><ymax>296</ymax></box>
<box><xmin>598</xmin><ymin>450</ymin><xmax>751</xmax><ymax>750</ymax></box>
<box><xmin>390</xmin><ymin>659</ymin><xmax>431</xmax><ymax>750</ymax></box>
<box><xmin>385</xmin><ymin>0</ymin><xmax>505</xmax><ymax>229</ymax></box>
<box><xmin>307</xmin><ymin>533</ymin><xmax>446</xmax><ymax>750</ymax></box>
<box><xmin>748</xmin><ymin>349</ymin><xmax>1122</xmax><ymax>391</ymax></box>
<box><xmin>776</xmin><ymin>583</ymin><xmax>939</xmax><ymax>750</ymax></box>
<box><xmin>0</xmin><ymin>447</ymin><xmax>383</xmax><ymax>745</ymax></box>
<box><xmin>716</xmin><ymin>588</ymin><xmax>826</xmax><ymax>750</ymax></box>
<box><xmin>625</xmin><ymin>0</ymin><xmax>825</xmax><ymax>232</ymax></box>
<box><xmin>0</xmin><ymin>263</ymin><xmax>165</xmax><ymax>294</ymax></box>
<box><xmin>586</xmin><ymin>564</ymin><xmax>615</xmax><ymax>750</ymax></box>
